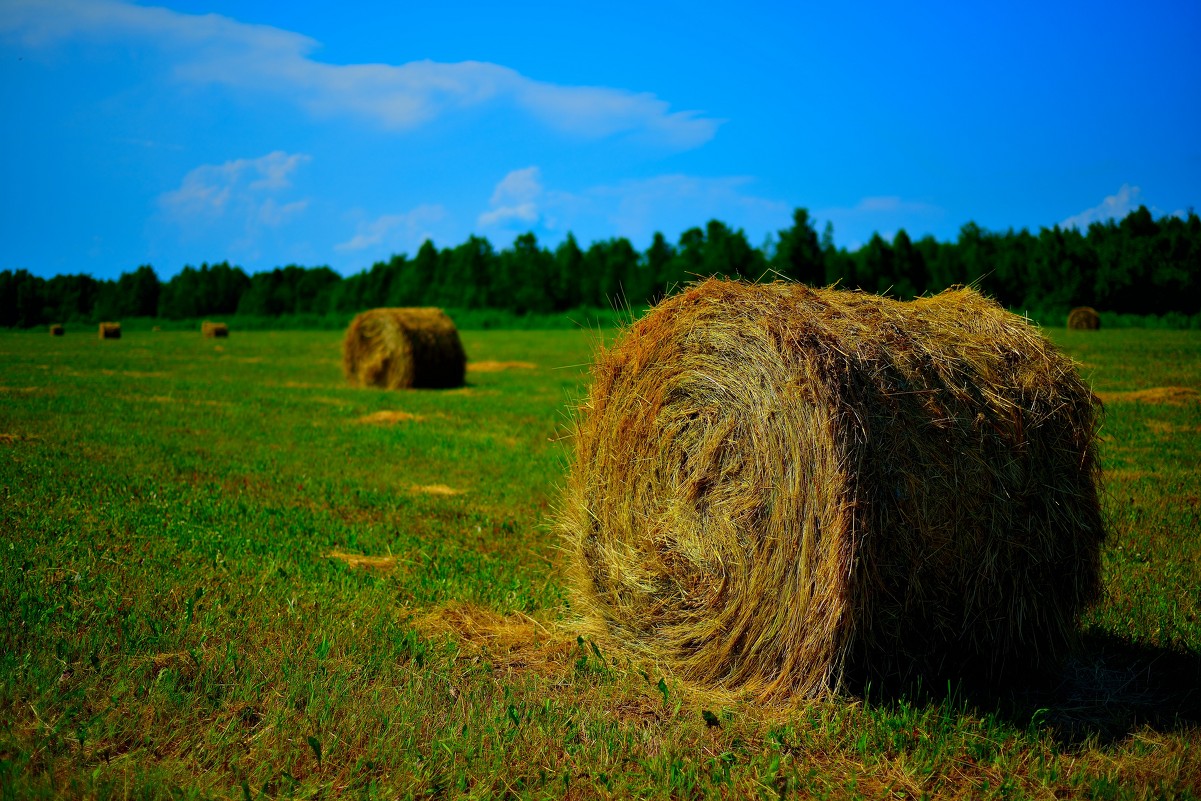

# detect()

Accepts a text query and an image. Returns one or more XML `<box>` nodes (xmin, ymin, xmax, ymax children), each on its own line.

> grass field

<box><xmin>1</xmin><ymin>323</ymin><xmax>1199</xmax><ymax>799</ymax></box>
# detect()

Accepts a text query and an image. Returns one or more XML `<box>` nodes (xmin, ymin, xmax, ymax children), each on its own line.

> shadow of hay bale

<box><xmin>560</xmin><ymin>279</ymin><xmax>1105</xmax><ymax>700</ymax></box>
<box><xmin>343</xmin><ymin>308</ymin><xmax>466</xmax><ymax>389</ymax></box>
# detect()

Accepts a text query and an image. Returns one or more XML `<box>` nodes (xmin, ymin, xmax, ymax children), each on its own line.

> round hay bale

<box><xmin>1067</xmin><ymin>306</ymin><xmax>1101</xmax><ymax>330</ymax></box>
<box><xmin>559</xmin><ymin>279</ymin><xmax>1104</xmax><ymax>698</ymax></box>
<box><xmin>98</xmin><ymin>322</ymin><xmax>122</xmax><ymax>340</ymax></box>
<box><xmin>342</xmin><ymin>308</ymin><xmax>466</xmax><ymax>389</ymax></box>
<box><xmin>49</xmin><ymin>324</ymin><xmax>64</xmax><ymax>336</ymax></box>
<box><xmin>201</xmin><ymin>321</ymin><xmax>229</xmax><ymax>338</ymax></box>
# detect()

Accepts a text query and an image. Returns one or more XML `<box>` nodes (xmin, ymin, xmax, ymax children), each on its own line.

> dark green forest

<box><xmin>3</xmin><ymin>206</ymin><xmax>1199</xmax><ymax>328</ymax></box>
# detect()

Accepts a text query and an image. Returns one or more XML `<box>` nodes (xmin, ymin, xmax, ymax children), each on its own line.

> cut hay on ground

<box><xmin>49</xmin><ymin>324</ymin><xmax>64</xmax><ymax>336</ymax></box>
<box><xmin>98</xmin><ymin>322</ymin><xmax>121</xmax><ymax>339</ymax></box>
<box><xmin>327</xmin><ymin>550</ymin><xmax>398</xmax><ymax>570</ymax></box>
<box><xmin>559</xmin><ymin>279</ymin><xmax>1105</xmax><ymax>699</ymax></box>
<box><xmin>1067</xmin><ymin>306</ymin><xmax>1101</xmax><ymax>330</ymax></box>
<box><xmin>410</xmin><ymin>484</ymin><xmax>463</xmax><ymax>496</ymax></box>
<box><xmin>470</xmin><ymin>360</ymin><xmax>538</xmax><ymax>372</ymax></box>
<box><xmin>1095</xmin><ymin>386</ymin><xmax>1200</xmax><ymax>406</ymax></box>
<box><xmin>343</xmin><ymin>308</ymin><xmax>466</xmax><ymax>390</ymax></box>
<box><xmin>356</xmin><ymin>410</ymin><xmax>424</xmax><ymax>424</ymax></box>
<box><xmin>201</xmin><ymin>321</ymin><xmax>229</xmax><ymax>338</ymax></box>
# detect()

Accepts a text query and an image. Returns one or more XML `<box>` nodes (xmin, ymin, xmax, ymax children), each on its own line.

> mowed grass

<box><xmin>1</xmin><ymin>324</ymin><xmax>1198</xmax><ymax>800</ymax></box>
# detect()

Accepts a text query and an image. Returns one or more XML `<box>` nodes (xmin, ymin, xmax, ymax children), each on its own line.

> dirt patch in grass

<box><xmin>1097</xmin><ymin>386</ymin><xmax>1200</xmax><ymax>405</ymax></box>
<box><xmin>327</xmin><ymin>550</ymin><xmax>398</xmax><ymax>570</ymax></box>
<box><xmin>469</xmin><ymin>360</ymin><xmax>538</xmax><ymax>372</ymax></box>
<box><xmin>356</xmin><ymin>410</ymin><xmax>424</xmax><ymax>424</ymax></box>
<box><xmin>410</xmin><ymin>484</ymin><xmax>464</xmax><ymax>496</ymax></box>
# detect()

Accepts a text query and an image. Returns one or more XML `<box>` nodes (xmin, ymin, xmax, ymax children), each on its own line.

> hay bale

<box><xmin>49</xmin><ymin>324</ymin><xmax>64</xmax><ymax>336</ymax></box>
<box><xmin>559</xmin><ymin>279</ymin><xmax>1104</xmax><ymax>698</ymax></box>
<box><xmin>98</xmin><ymin>322</ymin><xmax>121</xmax><ymax>340</ymax></box>
<box><xmin>342</xmin><ymin>308</ymin><xmax>466</xmax><ymax>389</ymax></box>
<box><xmin>1067</xmin><ymin>306</ymin><xmax>1101</xmax><ymax>330</ymax></box>
<box><xmin>201</xmin><ymin>321</ymin><xmax>229</xmax><ymax>338</ymax></box>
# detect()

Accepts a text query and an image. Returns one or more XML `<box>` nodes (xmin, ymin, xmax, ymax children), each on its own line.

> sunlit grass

<box><xmin>1</xmin><ymin>325</ymin><xmax>1198</xmax><ymax>799</ymax></box>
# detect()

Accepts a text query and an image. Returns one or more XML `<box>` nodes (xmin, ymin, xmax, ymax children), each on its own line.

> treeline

<box><xmin>2</xmin><ymin>206</ymin><xmax>1198</xmax><ymax>328</ymax></box>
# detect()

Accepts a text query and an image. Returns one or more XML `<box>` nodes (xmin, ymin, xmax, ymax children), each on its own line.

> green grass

<box><xmin>1</xmin><ymin>325</ymin><xmax>1199</xmax><ymax>799</ymax></box>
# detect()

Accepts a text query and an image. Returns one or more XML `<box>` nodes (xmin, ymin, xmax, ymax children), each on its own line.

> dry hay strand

<box><xmin>414</xmin><ymin>602</ymin><xmax>577</xmax><ymax>676</ymax></box>
<box><xmin>1095</xmin><ymin>386</ymin><xmax>1200</xmax><ymax>406</ymax></box>
<box><xmin>98</xmin><ymin>322</ymin><xmax>121</xmax><ymax>339</ymax></box>
<box><xmin>201</xmin><ymin>320</ymin><xmax>229</xmax><ymax>338</ymax></box>
<box><xmin>410</xmin><ymin>484</ymin><xmax>464</xmax><ymax>496</ymax></box>
<box><xmin>343</xmin><ymin>307</ymin><xmax>466</xmax><ymax>389</ymax></box>
<box><xmin>356</xmin><ymin>410</ymin><xmax>424</xmax><ymax>424</ymax></box>
<box><xmin>1067</xmin><ymin>306</ymin><xmax>1101</xmax><ymax>330</ymax></box>
<box><xmin>559</xmin><ymin>279</ymin><xmax>1105</xmax><ymax>699</ymax></box>
<box><xmin>327</xmin><ymin>549</ymin><xmax>398</xmax><ymax>570</ymax></box>
<box><xmin>470</xmin><ymin>360</ymin><xmax>538</xmax><ymax>372</ymax></box>
<box><xmin>49</xmin><ymin>324</ymin><xmax>64</xmax><ymax>336</ymax></box>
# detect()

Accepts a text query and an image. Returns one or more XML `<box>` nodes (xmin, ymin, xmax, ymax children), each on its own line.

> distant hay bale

<box><xmin>201</xmin><ymin>321</ymin><xmax>229</xmax><ymax>338</ymax></box>
<box><xmin>342</xmin><ymin>308</ymin><xmax>466</xmax><ymax>389</ymax></box>
<box><xmin>1067</xmin><ymin>306</ymin><xmax>1101</xmax><ymax>330</ymax></box>
<box><xmin>98</xmin><ymin>322</ymin><xmax>121</xmax><ymax>340</ymax></box>
<box><xmin>49</xmin><ymin>324</ymin><xmax>64</xmax><ymax>336</ymax></box>
<box><xmin>559</xmin><ymin>279</ymin><xmax>1105</xmax><ymax>698</ymax></box>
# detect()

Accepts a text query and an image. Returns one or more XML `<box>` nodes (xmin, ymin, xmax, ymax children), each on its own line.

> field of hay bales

<box><xmin>1</xmin><ymin>323</ymin><xmax>1199</xmax><ymax>799</ymax></box>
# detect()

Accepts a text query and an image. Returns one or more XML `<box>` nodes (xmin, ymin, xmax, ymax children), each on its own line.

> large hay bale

<box><xmin>1067</xmin><ymin>306</ymin><xmax>1101</xmax><ymax>330</ymax></box>
<box><xmin>342</xmin><ymin>308</ymin><xmax>466</xmax><ymax>389</ymax></box>
<box><xmin>98</xmin><ymin>322</ymin><xmax>121</xmax><ymax>340</ymax></box>
<box><xmin>49</xmin><ymin>324</ymin><xmax>64</xmax><ymax>336</ymax></box>
<box><xmin>201</xmin><ymin>321</ymin><xmax>229</xmax><ymax>338</ymax></box>
<box><xmin>560</xmin><ymin>280</ymin><xmax>1104</xmax><ymax>698</ymax></box>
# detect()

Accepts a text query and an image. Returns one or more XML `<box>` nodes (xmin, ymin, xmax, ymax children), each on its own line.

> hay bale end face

<box><xmin>98</xmin><ymin>322</ymin><xmax>122</xmax><ymax>340</ymax></box>
<box><xmin>1067</xmin><ymin>306</ymin><xmax>1101</xmax><ymax>330</ymax></box>
<box><xmin>343</xmin><ymin>308</ymin><xmax>466</xmax><ymax>389</ymax></box>
<box><xmin>201</xmin><ymin>321</ymin><xmax>229</xmax><ymax>338</ymax></box>
<box><xmin>49</xmin><ymin>324</ymin><xmax>64</xmax><ymax>336</ymax></box>
<box><xmin>559</xmin><ymin>280</ymin><xmax>1104</xmax><ymax>698</ymax></box>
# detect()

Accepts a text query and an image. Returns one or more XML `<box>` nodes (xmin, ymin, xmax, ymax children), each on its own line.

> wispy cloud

<box><xmin>1061</xmin><ymin>184</ymin><xmax>1146</xmax><ymax>229</ymax></box>
<box><xmin>476</xmin><ymin>169</ymin><xmax>789</xmax><ymax>246</ymax></box>
<box><xmin>335</xmin><ymin>205</ymin><xmax>447</xmax><ymax>253</ymax></box>
<box><xmin>478</xmin><ymin>167</ymin><xmax>543</xmax><ymax>229</ymax></box>
<box><xmin>159</xmin><ymin>151</ymin><xmax>310</xmax><ymax>221</ymax></box>
<box><xmin>1</xmin><ymin>0</ymin><xmax>719</xmax><ymax>148</ymax></box>
<box><xmin>813</xmin><ymin>195</ymin><xmax>945</xmax><ymax>248</ymax></box>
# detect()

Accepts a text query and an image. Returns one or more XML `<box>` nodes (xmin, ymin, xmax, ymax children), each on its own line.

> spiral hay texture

<box><xmin>202</xmin><ymin>321</ymin><xmax>229</xmax><ymax>338</ymax></box>
<box><xmin>342</xmin><ymin>308</ymin><xmax>466</xmax><ymax>390</ymax></box>
<box><xmin>98</xmin><ymin>322</ymin><xmax>121</xmax><ymax>340</ymax></box>
<box><xmin>1067</xmin><ymin>306</ymin><xmax>1101</xmax><ymax>330</ymax></box>
<box><xmin>560</xmin><ymin>280</ymin><xmax>1104</xmax><ymax>698</ymax></box>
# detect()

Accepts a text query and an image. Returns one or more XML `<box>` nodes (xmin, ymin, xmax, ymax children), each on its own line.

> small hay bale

<box><xmin>1067</xmin><ymin>306</ymin><xmax>1101</xmax><ymax>330</ymax></box>
<box><xmin>98</xmin><ymin>322</ymin><xmax>122</xmax><ymax>340</ymax></box>
<box><xmin>49</xmin><ymin>324</ymin><xmax>64</xmax><ymax>336</ymax></box>
<box><xmin>201</xmin><ymin>321</ymin><xmax>229</xmax><ymax>338</ymax></box>
<box><xmin>559</xmin><ymin>279</ymin><xmax>1104</xmax><ymax>698</ymax></box>
<box><xmin>343</xmin><ymin>308</ymin><xmax>466</xmax><ymax>389</ymax></box>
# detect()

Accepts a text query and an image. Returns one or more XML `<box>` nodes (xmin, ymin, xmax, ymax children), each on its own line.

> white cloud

<box><xmin>478</xmin><ymin>167</ymin><xmax>544</xmax><ymax>228</ymax></box>
<box><xmin>159</xmin><ymin>150</ymin><xmax>310</xmax><ymax>222</ymax></box>
<box><xmin>1</xmin><ymin>0</ymin><xmax>719</xmax><ymax>148</ymax></box>
<box><xmin>335</xmin><ymin>205</ymin><xmax>447</xmax><ymax>252</ymax></box>
<box><xmin>1061</xmin><ymin>184</ymin><xmax>1144</xmax><ymax>229</ymax></box>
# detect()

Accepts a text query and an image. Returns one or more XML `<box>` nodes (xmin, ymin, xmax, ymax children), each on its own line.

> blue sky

<box><xmin>2</xmin><ymin>0</ymin><xmax>1198</xmax><ymax>280</ymax></box>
